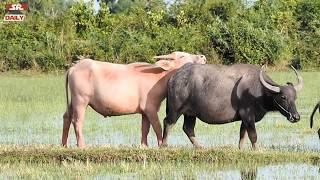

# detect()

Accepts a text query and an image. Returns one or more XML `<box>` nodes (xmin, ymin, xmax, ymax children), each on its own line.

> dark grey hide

<box><xmin>310</xmin><ymin>102</ymin><xmax>320</xmax><ymax>128</ymax></box>
<box><xmin>310</xmin><ymin>102</ymin><xmax>320</xmax><ymax>139</ymax></box>
<box><xmin>162</xmin><ymin>64</ymin><xmax>303</xmax><ymax>149</ymax></box>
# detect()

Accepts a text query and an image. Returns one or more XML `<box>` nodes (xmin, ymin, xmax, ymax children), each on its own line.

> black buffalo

<box><xmin>162</xmin><ymin>64</ymin><xmax>303</xmax><ymax>149</ymax></box>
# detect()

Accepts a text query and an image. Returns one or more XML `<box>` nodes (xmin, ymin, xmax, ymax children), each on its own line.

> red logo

<box><xmin>5</xmin><ymin>3</ymin><xmax>28</xmax><ymax>11</ymax></box>
<box><xmin>3</xmin><ymin>2</ymin><xmax>28</xmax><ymax>22</ymax></box>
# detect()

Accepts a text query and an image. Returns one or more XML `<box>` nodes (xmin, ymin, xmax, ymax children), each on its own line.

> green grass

<box><xmin>0</xmin><ymin>71</ymin><xmax>319</xmax><ymax>178</ymax></box>
<box><xmin>0</xmin><ymin>145</ymin><xmax>320</xmax><ymax>164</ymax></box>
<box><xmin>0</xmin><ymin>145</ymin><xmax>320</xmax><ymax>179</ymax></box>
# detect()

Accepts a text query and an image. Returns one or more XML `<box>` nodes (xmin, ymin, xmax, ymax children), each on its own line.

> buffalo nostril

<box><xmin>294</xmin><ymin>114</ymin><xmax>300</xmax><ymax>120</ymax></box>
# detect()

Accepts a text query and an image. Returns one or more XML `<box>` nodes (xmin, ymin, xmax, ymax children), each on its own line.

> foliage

<box><xmin>0</xmin><ymin>0</ymin><xmax>319</xmax><ymax>71</ymax></box>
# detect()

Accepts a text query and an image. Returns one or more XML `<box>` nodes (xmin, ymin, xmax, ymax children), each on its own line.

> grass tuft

<box><xmin>0</xmin><ymin>145</ymin><xmax>320</xmax><ymax>166</ymax></box>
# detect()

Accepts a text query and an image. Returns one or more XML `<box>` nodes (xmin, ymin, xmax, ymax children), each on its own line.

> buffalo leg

<box><xmin>72</xmin><ymin>105</ymin><xmax>86</xmax><ymax>148</ymax></box>
<box><xmin>141</xmin><ymin>114</ymin><xmax>150</xmax><ymax>147</ymax></box>
<box><xmin>145</xmin><ymin>112</ymin><xmax>163</xmax><ymax>146</ymax></box>
<box><xmin>238</xmin><ymin>122</ymin><xmax>248</xmax><ymax>150</ymax></box>
<box><xmin>247</xmin><ymin>122</ymin><xmax>258</xmax><ymax>150</ymax></box>
<box><xmin>62</xmin><ymin>105</ymin><xmax>72</xmax><ymax>147</ymax></box>
<box><xmin>240</xmin><ymin>109</ymin><xmax>258</xmax><ymax>150</ymax></box>
<box><xmin>162</xmin><ymin>112</ymin><xmax>180</xmax><ymax>146</ymax></box>
<box><xmin>183</xmin><ymin>115</ymin><xmax>202</xmax><ymax>148</ymax></box>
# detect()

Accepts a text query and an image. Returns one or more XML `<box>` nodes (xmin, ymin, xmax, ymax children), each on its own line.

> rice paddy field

<box><xmin>0</xmin><ymin>70</ymin><xmax>319</xmax><ymax>179</ymax></box>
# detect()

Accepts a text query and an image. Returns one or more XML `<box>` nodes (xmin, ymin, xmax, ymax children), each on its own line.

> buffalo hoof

<box><xmin>160</xmin><ymin>143</ymin><xmax>168</xmax><ymax>148</ymax></box>
<box><xmin>254</xmin><ymin>147</ymin><xmax>264</xmax><ymax>152</ymax></box>
<box><xmin>193</xmin><ymin>144</ymin><xmax>204</xmax><ymax>149</ymax></box>
<box><xmin>62</xmin><ymin>144</ymin><xmax>68</xmax><ymax>148</ymax></box>
<box><xmin>140</xmin><ymin>144</ymin><xmax>149</xmax><ymax>149</ymax></box>
<box><xmin>77</xmin><ymin>145</ymin><xmax>86</xmax><ymax>149</ymax></box>
<box><xmin>251</xmin><ymin>144</ymin><xmax>263</xmax><ymax>151</ymax></box>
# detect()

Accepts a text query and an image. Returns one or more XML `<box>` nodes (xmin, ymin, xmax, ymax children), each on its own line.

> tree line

<box><xmin>0</xmin><ymin>0</ymin><xmax>319</xmax><ymax>71</ymax></box>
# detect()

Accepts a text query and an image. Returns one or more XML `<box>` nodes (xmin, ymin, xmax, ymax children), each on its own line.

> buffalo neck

<box><xmin>261</xmin><ymin>90</ymin><xmax>278</xmax><ymax>112</ymax></box>
<box><xmin>155</xmin><ymin>67</ymin><xmax>179</xmax><ymax>80</ymax></box>
<box><xmin>153</xmin><ymin>69</ymin><xmax>179</xmax><ymax>102</ymax></box>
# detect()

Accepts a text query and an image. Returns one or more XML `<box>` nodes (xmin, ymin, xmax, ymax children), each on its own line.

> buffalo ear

<box><xmin>155</xmin><ymin>60</ymin><xmax>174</xmax><ymax>71</ymax></box>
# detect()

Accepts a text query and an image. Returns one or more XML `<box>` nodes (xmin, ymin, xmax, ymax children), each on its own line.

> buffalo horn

<box><xmin>259</xmin><ymin>65</ymin><xmax>281</xmax><ymax>93</ymax></box>
<box><xmin>290</xmin><ymin>65</ymin><xmax>303</xmax><ymax>92</ymax></box>
<box><xmin>153</xmin><ymin>53</ymin><xmax>176</xmax><ymax>60</ymax></box>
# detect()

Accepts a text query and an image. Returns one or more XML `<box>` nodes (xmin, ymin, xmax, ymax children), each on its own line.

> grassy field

<box><xmin>0</xmin><ymin>71</ymin><xmax>319</xmax><ymax>178</ymax></box>
<box><xmin>0</xmin><ymin>145</ymin><xmax>320</xmax><ymax>179</ymax></box>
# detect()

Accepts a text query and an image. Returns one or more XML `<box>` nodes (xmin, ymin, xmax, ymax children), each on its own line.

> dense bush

<box><xmin>0</xmin><ymin>0</ymin><xmax>319</xmax><ymax>71</ymax></box>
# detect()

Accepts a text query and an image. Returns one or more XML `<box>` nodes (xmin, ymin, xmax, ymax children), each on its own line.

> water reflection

<box><xmin>211</xmin><ymin>163</ymin><xmax>320</xmax><ymax>179</ymax></box>
<box><xmin>240</xmin><ymin>167</ymin><xmax>257</xmax><ymax>180</ymax></box>
<box><xmin>147</xmin><ymin>163</ymin><xmax>320</xmax><ymax>179</ymax></box>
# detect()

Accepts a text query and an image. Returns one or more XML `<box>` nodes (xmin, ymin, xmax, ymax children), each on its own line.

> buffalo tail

<box><xmin>65</xmin><ymin>70</ymin><xmax>70</xmax><ymax>109</ymax></box>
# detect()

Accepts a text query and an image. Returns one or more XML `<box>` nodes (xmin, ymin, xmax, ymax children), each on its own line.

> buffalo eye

<box><xmin>179</xmin><ymin>55</ymin><xmax>185</xmax><ymax>58</ymax></box>
<box><xmin>281</xmin><ymin>95</ymin><xmax>287</xmax><ymax>100</ymax></box>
